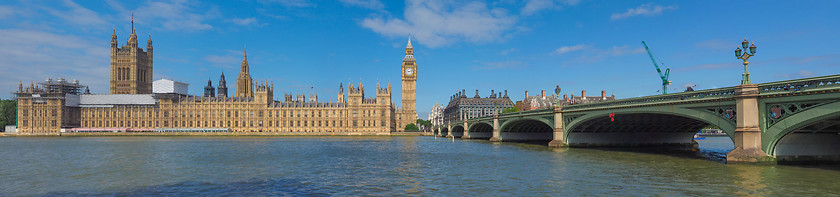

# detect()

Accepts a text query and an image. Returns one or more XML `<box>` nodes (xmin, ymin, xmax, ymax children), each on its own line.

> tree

<box><xmin>404</xmin><ymin>123</ymin><xmax>419</xmax><ymax>131</ymax></box>
<box><xmin>501</xmin><ymin>106</ymin><xmax>520</xmax><ymax>114</ymax></box>
<box><xmin>415</xmin><ymin>119</ymin><xmax>432</xmax><ymax>127</ymax></box>
<box><xmin>0</xmin><ymin>99</ymin><xmax>16</xmax><ymax>131</ymax></box>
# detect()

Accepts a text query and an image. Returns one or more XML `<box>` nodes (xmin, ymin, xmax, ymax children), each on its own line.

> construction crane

<box><xmin>642</xmin><ymin>41</ymin><xmax>671</xmax><ymax>94</ymax></box>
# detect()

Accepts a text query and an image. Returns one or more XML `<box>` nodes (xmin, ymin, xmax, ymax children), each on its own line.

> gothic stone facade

<box><xmin>14</xmin><ymin>28</ymin><xmax>417</xmax><ymax>134</ymax></box>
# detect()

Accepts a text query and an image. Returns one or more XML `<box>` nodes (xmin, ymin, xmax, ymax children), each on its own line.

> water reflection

<box><xmin>2</xmin><ymin>136</ymin><xmax>840</xmax><ymax>196</ymax></box>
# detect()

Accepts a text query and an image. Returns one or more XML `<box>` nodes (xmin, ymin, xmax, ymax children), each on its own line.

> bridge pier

<box><xmin>727</xmin><ymin>84</ymin><xmax>774</xmax><ymax>163</ymax></box>
<box><xmin>461</xmin><ymin>121</ymin><xmax>471</xmax><ymax>139</ymax></box>
<box><xmin>446</xmin><ymin>124</ymin><xmax>453</xmax><ymax>138</ymax></box>
<box><xmin>490</xmin><ymin>115</ymin><xmax>501</xmax><ymax>142</ymax></box>
<box><xmin>548</xmin><ymin>106</ymin><xmax>567</xmax><ymax>147</ymax></box>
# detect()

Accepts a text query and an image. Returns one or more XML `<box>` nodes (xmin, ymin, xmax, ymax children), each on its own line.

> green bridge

<box><xmin>434</xmin><ymin>74</ymin><xmax>840</xmax><ymax>163</ymax></box>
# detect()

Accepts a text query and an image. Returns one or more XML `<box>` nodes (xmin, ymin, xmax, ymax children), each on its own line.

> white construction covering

<box><xmin>153</xmin><ymin>79</ymin><xmax>189</xmax><ymax>95</ymax></box>
<box><xmin>79</xmin><ymin>94</ymin><xmax>156</xmax><ymax>107</ymax></box>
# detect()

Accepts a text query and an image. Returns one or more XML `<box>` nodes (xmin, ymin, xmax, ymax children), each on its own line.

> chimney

<box><xmin>582</xmin><ymin>90</ymin><xmax>587</xmax><ymax>98</ymax></box>
<box><xmin>525</xmin><ymin>90</ymin><xmax>529</xmax><ymax>98</ymax></box>
<box><xmin>601</xmin><ymin>90</ymin><xmax>606</xmax><ymax>99</ymax></box>
<box><xmin>541</xmin><ymin>90</ymin><xmax>546</xmax><ymax>98</ymax></box>
<box><xmin>504</xmin><ymin>90</ymin><xmax>508</xmax><ymax>98</ymax></box>
<box><xmin>490</xmin><ymin>90</ymin><xmax>495</xmax><ymax>98</ymax></box>
<box><xmin>475</xmin><ymin>89</ymin><xmax>480</xmax><ymax>98</ymax></box>
<box><xmin>563</xmin><ymin>94</ymin><xmax>568</xmax><ymax>101</ymax></box>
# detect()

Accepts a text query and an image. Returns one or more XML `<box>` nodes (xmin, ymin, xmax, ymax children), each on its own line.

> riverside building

<box><xmin>443</xmin><ymin>89</ymin><xmax>514</xmax><ymax>123</ymax></box>
<box><xmin>13</xmin><ymin>25</ymin><xmax>418</xmax><ymax>134</ymax></box>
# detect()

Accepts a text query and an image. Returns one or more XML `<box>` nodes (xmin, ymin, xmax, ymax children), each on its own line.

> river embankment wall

<box><xmin>1</xmin><ymin>131</ymin><xmax>432</xmax><ymax>137</ymax></box>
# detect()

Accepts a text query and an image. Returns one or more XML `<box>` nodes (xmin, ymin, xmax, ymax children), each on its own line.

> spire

<box><xmin>131</xmin><ymin>10</ymin><xmax>134</xmax><ymax>34</ymax></box>
<box><xmin>111</xmin><ymin>28</ymin><xmax>117</xmax><ymax>40</ymax></box>
<box><xmin>240</xmin><ymin>46</ymin><xmax>249</xmax><ymax>73</ymax></box>
<box><xmin>406</xmin><ymin>33</ymin><xmax>413</xmax><ymax>49</ymax></box>
<box><xmin>339</xmin><ymin>82</ymin><xmax>344</xmax><ymax>94</ymax></box>
<box><xmin>147</xmin><ymin>34</ymin><xmax>152</xmax><ymax>46</ymax></box>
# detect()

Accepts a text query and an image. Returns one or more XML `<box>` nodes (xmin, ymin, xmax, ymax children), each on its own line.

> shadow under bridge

<box><xmin>499</xmin><ymin>119</ymin><xmax>554</xmax><ymax>142</ymax></box>
<box><xmin>567</xmin><ymin>113</ymin><xmax>728</xmax><ymax>148</ymax></box>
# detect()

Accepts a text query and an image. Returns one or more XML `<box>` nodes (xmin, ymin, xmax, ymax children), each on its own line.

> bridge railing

<box><xmin>562</xmin><ymin>86</ymin><xmax>737</xmax><ymax>111</ymax></box>
<box><xmin>758</xmin><ymin>74</ymin><xmax>840</xmax><ymax>95</ymax></box>
<box><xmin>463</xmin><ymin>108</ymin><xmax>554</xmax><ymax>122</ymax></box>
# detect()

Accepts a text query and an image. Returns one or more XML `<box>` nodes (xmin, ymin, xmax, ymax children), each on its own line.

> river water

<box><xmin>1</xmin><ymin>136</ymin><xmax>839</xmax><ymax>196</ymax></box>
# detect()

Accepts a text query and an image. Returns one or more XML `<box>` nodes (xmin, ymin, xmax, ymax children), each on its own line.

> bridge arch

<box><xmin>765</xmin><ymin>100</ymin><xmax>840</xmax><ymax>162</ymax></box>
<box><xmin>498</xmin><ymin>118</ymin><xmax>554</xmax><ymax>141</ymax></box>
<box><xmin>564</xmin><ymin>107</ymin><xmax>736</xmax><ymax>147</ymax></box>
<box><xmin>467</xmin><ymin>122</ymin><xmax>494</xmax><ymax>139</ymax></box>
<box><xmin>450</xmin><ymin>125</ymin><xmax>465</xmax><ymax>138</ymax></box>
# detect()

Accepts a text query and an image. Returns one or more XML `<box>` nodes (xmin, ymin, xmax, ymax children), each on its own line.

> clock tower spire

<box><xmin>400</xmin><ymin>34</ymin><xmax>417</xmax><ymax>130</ymax></box>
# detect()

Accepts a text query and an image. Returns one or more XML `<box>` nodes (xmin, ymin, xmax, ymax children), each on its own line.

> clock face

<box><xmin>405</xmin><ymin>68</ymin><xmax>414</xmax><ymax>76</ymax></box>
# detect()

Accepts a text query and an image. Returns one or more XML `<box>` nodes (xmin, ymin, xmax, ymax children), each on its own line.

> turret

<box><xmin>204</xmin><ymin>79</ymin><xmax>215</xmax><ymax>97</ymax></box>
<box><xmin>111</xmin><ymin>28</ymin><xmax>118</xmax><ymax>49</ymax></box>
<box><xmin>217</xmin><ymin>72</ymin><xmax>228</xmax><ymax>97</ymax></box>
<box><xmin>337</xmin><ymin>82</ymin><xmax>345</xmax><ymax>103</ymax></box>
<box><xmin>146</xmin><ymin>34</ymin><xmax>153</xmax><ymax>54</ymax></box>
<box><xmin>254</xmin><ymin>80</ymin><xmax>274</xmax><ymax>105</ymax></box>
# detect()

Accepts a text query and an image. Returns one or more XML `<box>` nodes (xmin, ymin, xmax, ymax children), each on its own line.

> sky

<box><xmin>1</xmin><ymin>0</ymin><xmax>839</xmax><ymax>118</ymax></box>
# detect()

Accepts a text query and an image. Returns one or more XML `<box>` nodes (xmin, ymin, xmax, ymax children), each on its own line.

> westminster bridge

<box><xmin>434</xmin><ymin>74</ymin><xmax>840</xmax><ymax>163</ymax></box>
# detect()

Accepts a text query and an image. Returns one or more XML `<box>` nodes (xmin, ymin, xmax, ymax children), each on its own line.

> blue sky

<box><xmin>1</xmin><ymin>0</ymin><xmax>839</xmax><ymax>118</ymax></box>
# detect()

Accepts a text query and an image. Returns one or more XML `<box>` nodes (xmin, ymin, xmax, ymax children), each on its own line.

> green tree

<box><xmin>501</xmin><ymin>106</ymin><xmax>520</xmax><ymax>114</ymax></box>
<box><xmin>415</xmin><ymin>119</ymin><xmax>432</xmax><ymax>127</ymax></box>
<box><xmin>0</xmin><ymin>99</ymin><xmax>17</xmax><ymax>131</ymax></box>
<box><xmin>404</xmin><ymin>123</ymin><xmax>419</xmax><ymax>131</ymax></box>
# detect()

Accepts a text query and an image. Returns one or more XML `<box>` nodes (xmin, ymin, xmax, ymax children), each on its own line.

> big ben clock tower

<box><xmin>401</xmin><ymin>36</ymin><xmax>418</xmax><ymax>130</ymax></box>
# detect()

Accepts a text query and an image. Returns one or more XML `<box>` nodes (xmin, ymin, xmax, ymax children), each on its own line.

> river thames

<box><xmin>1</xmin><ymin>136</ymin><xmax>839</xmax><ymax>196</ymax></box>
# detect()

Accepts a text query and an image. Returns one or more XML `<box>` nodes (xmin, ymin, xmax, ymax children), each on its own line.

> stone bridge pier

<box><xmin>548</xmin><ymin>106</ymin><xmax>566</xmax><ymax>147</ymax></box>
<box><xmin>727</xmin><ymin>84</ymin><xmax>772</xmax><ymax>163</ymax></box>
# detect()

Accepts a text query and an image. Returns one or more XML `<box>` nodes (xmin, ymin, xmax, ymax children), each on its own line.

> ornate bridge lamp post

<box><xmin>554</xmin><ymin>85</ymin><xmax>562</xmax><ymax>106</ymax></box>
<box><xmin>735</xmin><ymin>37</ymin><xmax>757</xmax><ymax>84</ymax></box>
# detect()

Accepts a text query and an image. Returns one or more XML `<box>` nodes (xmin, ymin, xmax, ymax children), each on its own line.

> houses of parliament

<box><xmin>13</xmin><ymin>25</ymin><xmax>418</xmax><ymax>134</ymax></box>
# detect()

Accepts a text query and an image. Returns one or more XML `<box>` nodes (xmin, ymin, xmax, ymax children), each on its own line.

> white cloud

<box><xmin>611</xmin><ymin>3</ymin><xmax>678</xmax><ymax>20</ymax></box>
<box><xmin>360</xmin><ymin>0</ymin><xmax>518</xmax><ymax>47</ymax></box>
<box><xmin>42</xmin><ymin>0</ymin><xmax>109</xmax><ymax>28</ymax></box>
<box><xmin>340</xmin><ymin>0</ymin><xmax>385</xmax><ymax>10</ymax></box>
<box><xmin>230</xmin><ymin>17</ymin><xmax>267</xmax><ymax>27</ymax></box>
<box><xmin>259</xmin><ymin>0</ymin><xmax>315</xmax><ymax>7</ymax></box>
<box><xmin>551</xmin><ymin>44</ymin><xmax>586</xmax><ymax>55</ymax></box>
<box><xmin>562</xmin><ymin>45</ymin><xmax>646</xmax><ymax>65</ymax></box>
<box><xmin>607</xmin><ymin>45</ymin><xmax>646</xmax><ymax>56</ymax></box>
<box><xmin>0</xmin><ymin>29</ymin><xmax>109</xmax><ymax>97</ymax></box>
<box><xmin>695</xmin><ymin>39</ymin><xmax>731</xmax><ymax>50</ymax></box>
<box><xmin>774</xmin><ymin>70</ymin><xmax>817</xmax><ymax>79</ymax></box>
<box><xmin>473</xmin><ymin>60</ymin><xmax>526</xmax><ymax>70</ymax></box>
<box><xmin>0</xmin><ymin>5</ymin><xmax>15</xmax><ymax>19</ymax></box>
<box><xmin>132</xmin><ymin>0</ymin><xmax>217</xmax><ymax>31</ymax></box>
<box><xmin>521</xmin><ymin>0</ymin><xmax>580</xmax><ymax>15</ymax></box>
<box><xmin>499</xmin><ymin>48</ymin><xmax>517</xmax><ymax>55</ymax></box>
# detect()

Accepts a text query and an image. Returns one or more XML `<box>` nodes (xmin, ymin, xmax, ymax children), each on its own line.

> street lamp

<box><xmin>735</xmin><ymin>37</ymin><xmax>757</xmax><ymax>84</ymax></box>
<box><xmin>554</xmin><ymin>85</ymin><xmax>561</xmax><ymax>106</ymax></box>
